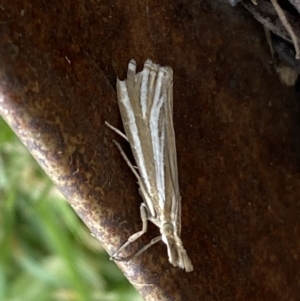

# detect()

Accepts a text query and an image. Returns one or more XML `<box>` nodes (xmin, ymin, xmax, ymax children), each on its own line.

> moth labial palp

<box><xmin>105</xmin><ymin>58</ymin><xmax>193</xmax><ymax>272</ymax></box>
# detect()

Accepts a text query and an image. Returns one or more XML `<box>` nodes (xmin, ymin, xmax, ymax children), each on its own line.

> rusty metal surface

<box><xmin>1</xmin><ymin>0</ymin><xmax>300</xmax><ymax>300</ymax></box>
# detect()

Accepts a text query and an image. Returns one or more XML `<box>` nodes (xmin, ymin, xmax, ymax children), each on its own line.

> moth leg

<box><xmin>105</xmin><ymin>121</ymin><xmax>128</xmax><ymax>141</ymax></box>
<box><xmin>110</xmin><ymin>203</ymin><xmax>149</xmax><ymax>261</ymax></box>
<box><xmin>119</xmin><ymin>235</ymin><xmax>162</xmax><ymax>261</ymax></box>
<box><xmin>107</xmin><ymin>126</ymin><xmax>158</xmax><ymax>261</ymax></box>
<box><xmin>111</xmin><ymin>140</ymin><xmax>141</xmax><ymax>181</ymax></box>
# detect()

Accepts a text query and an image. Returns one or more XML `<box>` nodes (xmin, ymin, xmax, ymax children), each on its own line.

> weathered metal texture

<box><xmin>1</xmin><ymin>1</ymin><xmax>300</xmax><ymax>300</ymax></box>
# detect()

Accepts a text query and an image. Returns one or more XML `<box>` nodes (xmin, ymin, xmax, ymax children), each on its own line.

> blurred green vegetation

<box><xmin>0</xmin><ymin>117</ymin><xmax>142</xmax><ymax>301</ymax></box>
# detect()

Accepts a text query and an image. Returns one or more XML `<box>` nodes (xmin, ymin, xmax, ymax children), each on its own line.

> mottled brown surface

<box><xmin>1</xmin><ymin>0</ymin><xmax>300</xmax><ymax>300</ymax></box>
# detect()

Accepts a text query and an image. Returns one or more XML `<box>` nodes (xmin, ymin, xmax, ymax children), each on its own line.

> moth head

<box><xmin>161</xmin><ymin>222</ymin><xmax>193</xmax><ymax>272</ymax></box>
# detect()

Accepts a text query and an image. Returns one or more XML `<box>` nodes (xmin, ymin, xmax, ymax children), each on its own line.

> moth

<box><xmin>106</xmin><ymin>59</ymin><xmax>193</xmax><ymax>272</ymax></box>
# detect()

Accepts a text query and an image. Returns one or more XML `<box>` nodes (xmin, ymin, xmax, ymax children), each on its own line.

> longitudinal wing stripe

<box><xmin>159</xmin><ymin>114</ymin><xmax>166</xmax><ymax>207</ymax></box>
<box><xmin>117</xmin><ymin>81</ymin><xmax>152</xmax><ymax>195</ymax></box>
<box><xmin>150</xmin><ymin>78</ymin><xmax>166</xmax><ymax>208</ymax></box>
<box><xmin>140</xmin><ymin>67</ymin><xmax>150</xmax><ymax>118</ymax></box>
